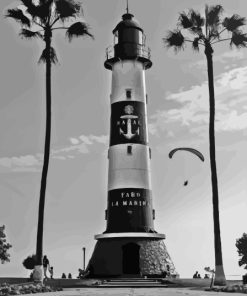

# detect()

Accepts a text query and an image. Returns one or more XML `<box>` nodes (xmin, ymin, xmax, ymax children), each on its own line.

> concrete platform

<box><xmin>16</xmin><ymin>287</ymin><xmax>247</xmax><ymax>296</ymax></box>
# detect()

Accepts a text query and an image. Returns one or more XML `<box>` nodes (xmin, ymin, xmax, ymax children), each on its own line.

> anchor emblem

<box><xmin>118</xmin><ymin>105</ymin><xmax>140</xmax><ymax>139</ymax></box>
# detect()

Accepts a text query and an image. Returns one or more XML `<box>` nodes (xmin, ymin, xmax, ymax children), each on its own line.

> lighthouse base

<box><xmin>87</xmin><ymin>235</ymin><xmax>178</xmax><ymax>278</ymax></box>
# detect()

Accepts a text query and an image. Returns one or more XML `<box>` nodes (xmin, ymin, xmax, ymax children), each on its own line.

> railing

<box><xmin>106</xmin><ymin>46</ymin><xmax>113</xmax><ymax>60</ymax></box>
<box><xmin>105</xmin><ymin>44</ymin><xmax>151</xmax><ymax>60</ymax></box>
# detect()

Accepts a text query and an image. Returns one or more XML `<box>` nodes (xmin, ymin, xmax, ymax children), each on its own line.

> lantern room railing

<box><xmin>105</xmin><ymin>44</ymin><xmax>151</xmax><ymax>60</ymax></box>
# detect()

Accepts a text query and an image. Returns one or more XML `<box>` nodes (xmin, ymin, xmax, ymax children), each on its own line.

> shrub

<box><xmin>236</xmin><ymin>233</ymin><xmax>247</xmax><ymax>270</ymax></box>
<box><xmin>22</xmin><ymin>254</ymin><xmax>37</xmax><ymax>270</ymax></box>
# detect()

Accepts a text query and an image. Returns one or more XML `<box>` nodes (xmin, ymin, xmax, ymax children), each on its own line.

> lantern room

<box><xmin>104</xmin><ymin>13</ymin><xmax>152</xmax><ymax>70</ymax></box>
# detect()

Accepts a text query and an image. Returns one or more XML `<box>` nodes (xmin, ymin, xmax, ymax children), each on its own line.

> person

<box><xmin>193</xmin><ymin>271</ymin><xmax>199</xmax><ymax>278</ymax></box>
<box><xmin>68</xmin><ymin>273</ymin><xmax>72</xmax><ymax>279</ymax></box>
<box><xmin>29</xmin><ymin>271</ymin><xmax>33</xmax><ymax>280</ymax></box>
<box><xmin>162</xmin><ymin>270</ymin><xmax>167</xmax><ymax>278</ymax></box>
<box><xmin>198</xmin><ymin>273</ymin><xmax>201</xmax><ymax>279</ymax></box>
<box><xmin>49</xmin><ymin>266</ymin><xmax>54</xmax><ymax>279</ymax></box>
<box><xmin>43</xmin><ymin>255</ymin><xmax>50</xmax><ymax>279</ymax></box>
<box><xmin>61</xmin><ymin>273</ymin><xmax>66</xmax><ymax>278</ymax></box>
<box><xmin>78</xmin><ymin>268</ymin><xmax>85</xmax><ymax>279</ymax></box>
<box><xmin>204</xmin><ymin>274</ymin><xmax>209</xmax><ymax>279</ymax></box>
<box><xmin>166</xmin><ymin>264</ymin><xmax>171</xmax><ymax>277</ymax></box>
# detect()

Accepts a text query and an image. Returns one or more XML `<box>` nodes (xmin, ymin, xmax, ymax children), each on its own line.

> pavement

<box><xmin>1</xmin><ymin>277</ymin><xmax>245</xmax><ymax>295</ymax></box>
<box><xmin>18</xmin><ymin>287</ymin><xmax>247</xmax><ymax>296</ymax></box>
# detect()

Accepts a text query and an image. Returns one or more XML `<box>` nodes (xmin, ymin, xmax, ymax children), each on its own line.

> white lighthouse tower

<box><xmin>87</xmin><ymin>7</ymin><xmax>177</xmax><ymax>277</ymax></box>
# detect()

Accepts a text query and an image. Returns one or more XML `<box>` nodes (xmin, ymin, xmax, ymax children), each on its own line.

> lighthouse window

<box><xmin>126</xmin><ymin>89</ymin><xmax>132</xmax><ymax>99</ymax></box>
<box><xmin>153</xmin><ymin>209</ymin><xmax>155</xmax><ymax>220</ymax></box>
<box><xmin>127</xmin><ymin>145</ymin><xmax>132</xmax><ymax>155</ymax></box>
<box><xmin>114</xmin><ymin>32</ymin><xmax>118</xmax><ymax>45</ymax></box>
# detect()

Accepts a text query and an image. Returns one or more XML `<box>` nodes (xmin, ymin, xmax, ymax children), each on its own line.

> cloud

<box><xmin>69</xmin><ymin>138</ymin><xmax>80</xmax><ymax>145</ymax></box>
<box><xmin>0</xmin><ymin>155</ymin><xmax>42</xmax><ymax>173</ymax></box>
<box><xmin>217</xmin><ymin>110</ymin><xmax>247</xmax><ymax>131</ymax></box>
<box><xmin>191</xmin><ymin>49</ymin><xmax>245</xmax><ymax>70</ymax></box>
<box><xmin>0</xmin><ymin>134</ymin><xmax>108</xmax><ymax>173</ymax></box>
<box><xmin>79</xmin><ymin>135</ymin><xmax>93</xmax><ymax>145</ymax></box>
<box><xmin>150</xmin><ymin>66</ymin><xmax>247</xmax><ymax>137</ymax></box>
<box><xmin>52</xmin><ymin>143</ymin><xmax>89</xmax><ymax>155</ymax></box>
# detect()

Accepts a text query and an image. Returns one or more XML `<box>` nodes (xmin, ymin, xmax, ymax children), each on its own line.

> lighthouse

<box><xmin>87</xmin><ymin>7</ymin><xmax>177</xmax><ymax>277</ymax></box>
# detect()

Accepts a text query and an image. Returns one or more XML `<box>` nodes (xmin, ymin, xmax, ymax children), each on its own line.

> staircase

<box><xmin>96</xmin><ymin>277</ymin><xmax>169</xmax><ymax>288</ymax></box>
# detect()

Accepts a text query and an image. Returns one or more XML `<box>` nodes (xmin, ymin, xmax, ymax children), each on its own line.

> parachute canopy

<box><xmin>168</xmin><ymin>147</ymin><xmax>205</xmax><ymax>162</ymax></box>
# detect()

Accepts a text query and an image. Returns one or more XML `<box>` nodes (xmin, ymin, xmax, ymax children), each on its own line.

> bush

<box><xmin>0</xmin><ymin>225</ymin><xmax>12</xmax><ymax>264</ymax></box>
<box><xmin>0</xmin><ymin>283</ymin><xmax>62</xmax><ymax>296</ymax></box>
<box><xmin>236</xmin><ymin>233</ymin><xmax>247</xmax><ymax>270</ymax></box>
<box><xmin>22</xmin><ymin>254</ymin><xmax>37</xmax><ymax>270</ymax></box>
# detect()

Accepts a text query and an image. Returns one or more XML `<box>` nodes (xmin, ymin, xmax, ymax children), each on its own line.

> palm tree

<box><xmin>6</xmin><ymin>0</ymin><xmax>93</xmax><ymax>281</ymax></box>
<box><xmin>163</xmin><ymin>5</ymin><xmax>247</xmax><ymax>286</ymax></box>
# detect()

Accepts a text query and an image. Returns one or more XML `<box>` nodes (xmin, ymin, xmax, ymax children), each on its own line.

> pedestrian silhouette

<box><xmin>49</xmin><ymin>266</ymin><xmax>54</xmax><ymax>279</ymax></box>
<box><xmin>43</xmin><ymin>255</ymin><xmax>50</xmax><ymax>279</ymax></box>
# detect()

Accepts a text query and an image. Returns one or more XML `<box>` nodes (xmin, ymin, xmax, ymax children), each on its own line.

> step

<box><xmin>97</xmin><ymin>283</ymin><xmax>168</xmax><ymax>288</ymax></box>
<box><xmin>97</xmin><ymin>278</ymin><xmax>168</xmax><ymax>288</ymax></box>
<box><xmin>105</xmin><ymin>279</ymin><xmax>162</xmax><ymax>283</ymax></box>
<box><xmin>96</xmin><ymin>285</ymin><xmax>168</xmax><ymax>288</ymax></box>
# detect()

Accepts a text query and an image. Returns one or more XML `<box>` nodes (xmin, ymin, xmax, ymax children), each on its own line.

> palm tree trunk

<box><xmin>36</xmin><ymin>31</ymin><xmax>52</xmax><ymax>268</ymax></box>
<box><xmin>205</xmin><ymin>43</ymin><xmax>226</xmax><ymax>286</ymax></box>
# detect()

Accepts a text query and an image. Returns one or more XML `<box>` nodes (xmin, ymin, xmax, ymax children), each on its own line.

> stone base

<box><xmin>87</xmin><ymin>236</ymin><xmax>177</xmax><ymax>277</ymax></box>
<box><xmin>33</xmin><ymin>265</ymin><xmax>43</xmax><ymax>282</ymax></box>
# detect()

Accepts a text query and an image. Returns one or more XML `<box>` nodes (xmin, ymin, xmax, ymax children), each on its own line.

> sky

<box><xmin>0</xmin><ymin>0</ymin><xmax>247</xmax><ymax>280</ymax></box>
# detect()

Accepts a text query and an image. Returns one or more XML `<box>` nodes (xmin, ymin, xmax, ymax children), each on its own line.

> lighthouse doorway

<box><xmin>122</xmin><ymin>243</ymin><xmax>140</xmax><ymax>275</ymax></box>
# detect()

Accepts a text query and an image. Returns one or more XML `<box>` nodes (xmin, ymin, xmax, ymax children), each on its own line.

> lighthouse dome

<box><xmin>113</xmin><ymin>13</ymin><xmax>143</xmax><ymax>34</ymax></box>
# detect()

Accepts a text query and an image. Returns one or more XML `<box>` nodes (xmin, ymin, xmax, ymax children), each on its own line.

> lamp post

<box><xmin>82</xmin><ymin>247</ymin><xmax>86</xmax><ymax>270</ymax></box>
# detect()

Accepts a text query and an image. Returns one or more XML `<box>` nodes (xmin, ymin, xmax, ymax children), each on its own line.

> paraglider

<box><xmin>169</xmin><ymin>147</ymin><xmax>204</xmax><ymax>186</ymax></box>
<box><xmin>168</xmin><ymin>147</ymin><xmax>205</xmax><ymax>162</ymax></box>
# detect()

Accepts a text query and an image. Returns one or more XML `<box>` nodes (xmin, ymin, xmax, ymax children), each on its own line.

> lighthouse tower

<box><xmin>87</xmin><ymin>8</ymin><xmax>177</xmax><ymax>277</ymax></box>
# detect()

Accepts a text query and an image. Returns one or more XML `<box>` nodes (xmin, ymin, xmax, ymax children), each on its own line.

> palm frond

<box><xmin>192</xmin><ymin>37</ymin><xmax>200</xmax><ymax>51</ymax></box>
<box><xmin>20</xmin><ymin>0</ymin><xmax>35</xmax><ymax>10</ymax></box>
<box><xmin>223</xmin><ymin>15</ymin><xmax>246</xmax><ymax>32</ymax></box>
<box><xmin>178</xmin><ymin>12</ymin><xmax>193</xmax><ymax>29</ymax></box>
<box><xmin>37</xmin><ymin>0</ymin><xmax>53</xmax><ymax>21</ymax></box>
<box><xmin>163</xmin><ymin>30</ymin><xmax>185</xmax><ymax>52</ymax></box>
<box><xmin>189</xmin><ymin>10</ymin><xmax>205</xmax><ymax>28</ymax></box>
<box><xmin>190</xmin><ymin>26</ymin><xmax>203</xmax><ymax>36</ymax></box>
<box><xmin>206</xmin><ymin>5</ymin><xmax>223</xmax><ymax>27</ymax></box>
<box><xmin>38</xmin><ymin>0</ymin><xmax>51</xmax><ymax>4</ymax></box>
<box><xmin>20</xmin><ymin>0</ymin><xmax>39</xmax><ymax>19</ymax></box>
<box><xmin>55</xmin><ymin>0</ymin><xmax>82</xmax><ymax>21</ymax></box>
<box><xmin>20</xmin><ymin>0</ymin><xmax>34</xmax><ymax>6</ymax></box>
<box><xmin>5</xmin><ymin>8</ymin><xmax>31</xmax><ymax>27</ymax></box>
<box><xmin>38</xmin><ymin>46</ymin><xmax>58</xmax><ymax>64</ymax></box>
<box><xmin>66</xmin><ymin>22</ymin><xmax>94</xmax><ymax>41</ymax></box>
<box><xmin>19</xmin><ymin>28</ymin><xmax>43</xmax><ymax>39</ymax></box>
<box><xmin>27</xmin><ymin>1</ymin><xmax>52</xmax><ymax>23</ymax></box>
<box><xmin>209</xmin><ymin>29</ymin><xmax>220</xmax><ymax>40</ymax></box>
<box><xmin>230</xmin><ymin>31</ymin><xmax>247</xmax><ymax>48</ymax></box>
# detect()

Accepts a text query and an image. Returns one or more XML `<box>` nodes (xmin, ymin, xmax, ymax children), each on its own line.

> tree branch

<box><xmin>51</xmin><ymin>26</ymin><xmax>68</xmax><ymax>31</ymax></box>
<box><xmin>211</xmin><ymin>38</ymin><xmax>231</xmax><ymax>44</ymax></box>
<box><xmin>218</xmin><ymin>27</ymin><xmax>227</xmax><ymax>36</ymax></box>
<box><xmin>33</xmin><ymin>20</ymin><xmax>45</xmax><ymax>29</ymax></box>
<box><xmin>185</xmin><ymin>39</ymin><xmax>205</xmax><ymax>46</ymax></box>
<box><xmin>51</xmin><ymin>17</ymin><xmax>60</xmax><ymax>27</ymax></box>
<box><xmin>210</xmin><ymin>27</ymin><xmax>227</xmax><ymax>42</ymax></box>
<box><xmin>184</xmin><ymin>39</ymin><xmax>194</xmax><ymax>43</ymax></box>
